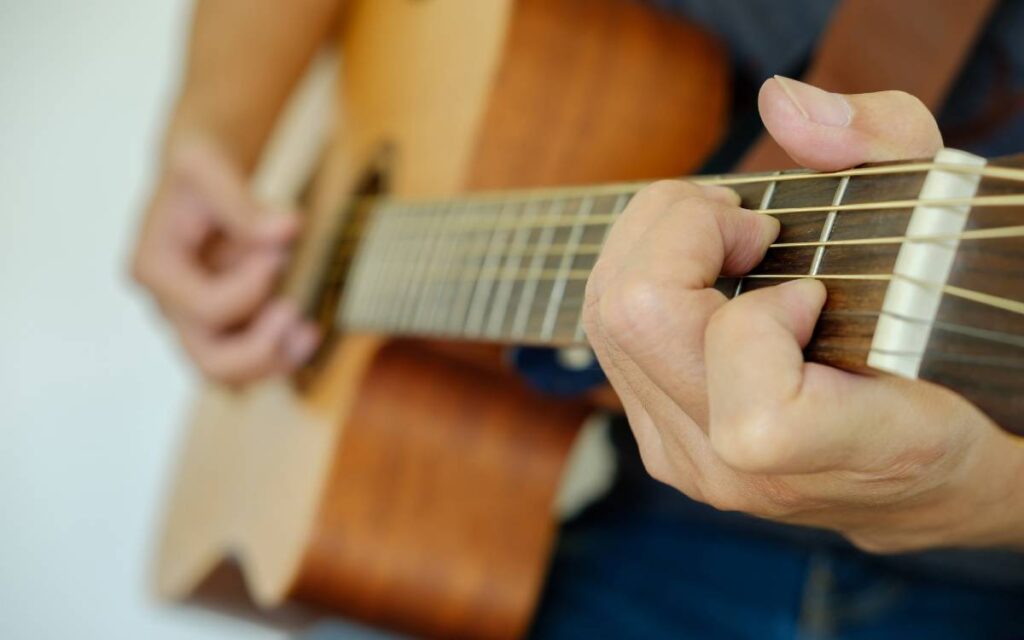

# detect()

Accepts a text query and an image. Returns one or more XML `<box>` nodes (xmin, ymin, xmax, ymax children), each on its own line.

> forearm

<box><xmin>165</xmin><ymin>0</ymin><xmax>342</xmax><ymax>171</ymax></box>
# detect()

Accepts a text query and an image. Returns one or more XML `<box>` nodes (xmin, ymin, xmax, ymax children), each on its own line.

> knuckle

<box><xmin>705</xmin><ymin>300</ymin><xmax>756</xmax><ymax>350</ymax></box>
<box><xmin>598</xmin><ymin>275</ymin><xmax>669</xmax><ymax>349</ymax></box>
<box><xmin>880</xmin><ymin>91</ymin><xmax>942</xmax><ymax>148</ymax></box>
<box><xmin>883</xmin><ymin>89</ymin><xmax>927</xmax><ymax>114</ymax></box>
<box><xmin>634</xmin><ymin>179</ymin><xmax>696</xmax><ymax>208</ymax></box>
<box><xmin>710</xmin><ymin>410</ymin><xmax>795</xmax><ymax>474</ymax></box>
<box><xmin>668</xmin><ymin>194</ymin><xmax>720</xmax><ymax>219</ymax></box>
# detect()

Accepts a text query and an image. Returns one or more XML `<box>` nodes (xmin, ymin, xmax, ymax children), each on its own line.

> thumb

<box><xmin>758</xmin><ymin>76</ymin><xmax>943</xmax><ymax>172</ymax></box>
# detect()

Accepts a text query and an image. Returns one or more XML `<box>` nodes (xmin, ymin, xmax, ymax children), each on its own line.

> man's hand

<box><xmin>131</xmin><ymin>136</ymin><xmax>320</xmax><ymax>384</ymax></box>
<box><xmin>583</xmin><ymin>76</ymin><xmax>1024</xmax><ymax>552</ymax></box>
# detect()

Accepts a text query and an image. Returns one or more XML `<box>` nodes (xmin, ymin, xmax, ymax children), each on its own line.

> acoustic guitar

<box><xmin>153</xmin><ymin>0</ymin><xmax>1024</xmax><ymax>638</ymax></box>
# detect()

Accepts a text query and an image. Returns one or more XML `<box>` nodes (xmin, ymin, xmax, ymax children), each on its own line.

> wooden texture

<box><xmin>467</xmin><ymin>0</ymin><xmax>727</xmax><ymax>189</ymax></box>
<box><xmin>336</xmin><ymin>156</ymin><xmax>1024</xmax><ymax>438</ymax></box>
<box><xmin>294</xmin><ymin>341</ymin><xmax>588</xmax><ymax>638</ymax></box>
<box><xmin>920</xmin><ymin>155</ymin><xmax>1024</xmax><ymax>435</ymax></box>
<box><xmin>155</xmin><ymin>1</ymin><xmax>729</xmax><ymax>638</ymax></box>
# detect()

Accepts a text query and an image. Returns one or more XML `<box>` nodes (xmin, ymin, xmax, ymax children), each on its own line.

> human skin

<box><xmin>130</xmin><ymin>4</ymin><xmax>1024</xmax><ymax>552</ymax></box>
<box><xmin>581</xmin><ymin>76</ymin><xmax>1024</xmax><ymax>552</ymax></box>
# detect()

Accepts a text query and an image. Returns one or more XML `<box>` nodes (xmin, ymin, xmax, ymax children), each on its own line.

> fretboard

<box><xmin>342</xmin><ymin>187</ymin><xmax>632</xmax><ymax>345</ymax></box>
<box><xmin>324</xmin><ymin>150</ymin><xmax>1024</xmax><ymax>434</ymax></box>
<box><xmin>339</xmin><ymin>157</ymin><xmax>998</xmax><ymax>345</ymax></box>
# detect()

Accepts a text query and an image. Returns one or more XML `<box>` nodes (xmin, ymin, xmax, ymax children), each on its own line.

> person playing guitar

<box><xmin>132</xmin><ymin>0</ymin><xmax>1024</xmax><ymax>637</ymax></box>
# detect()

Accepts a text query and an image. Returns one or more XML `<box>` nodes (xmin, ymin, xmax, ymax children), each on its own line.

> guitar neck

<box><xmin>324</xmin><ymin>149</ymin><xmax>1024</xmax><ymax>434</ymax></box>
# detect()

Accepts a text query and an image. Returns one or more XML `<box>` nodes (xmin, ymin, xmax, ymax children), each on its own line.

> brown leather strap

<box><xmin>739</xmin><ymin>0</ymin><xmax>999</xmax><ymax>172</ymax></box>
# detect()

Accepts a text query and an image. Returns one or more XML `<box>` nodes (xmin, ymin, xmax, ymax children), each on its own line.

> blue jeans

<box><xmin>531</xmin><ymin>506</ymin><xmax>1024</xmax><ymax>639</ymax></box>
<box><xmin>529</xmin><ymin>423</ymin><xmax>1024</xmax><ymax>639</ymax></box>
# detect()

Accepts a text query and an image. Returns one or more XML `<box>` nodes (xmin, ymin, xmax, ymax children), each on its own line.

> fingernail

<box><xmin>286</xmin><ymin>324</ymin><xmax>320</xmax><ymax>364</ymax></box>
<box><xmin>702</xmin><ymin>185</ymin><xmax>742</xmax><ymax>205</ymax></box>
<box><xmin>754</xmin><ymin>211</ymin><xmax>781</xmax><ymax>243</ymax></box>
<box><xmin>774</xmin><ymin>75</ymin><xmax>852</xmax><ymax>127</ymax></box>
<box><xmin>779</xmin><ymin>277</ymin><xmax>828</xmax><ymax>304</ymax></box>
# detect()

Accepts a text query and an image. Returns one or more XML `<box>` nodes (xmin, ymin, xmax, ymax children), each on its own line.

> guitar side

<box><xmin>153</xmin><ymin>0</ymin><xmax>728</xmax><ymax>637</ymax></box>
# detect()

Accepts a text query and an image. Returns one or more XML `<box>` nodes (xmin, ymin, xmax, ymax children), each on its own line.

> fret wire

<box><xmin>364</xmin><ymin>205</ymin><xmax>405</xmax><ymax>327</ymax></box>
<box><xmin>541</xmin><ymin>196</ymin><xmax>594</xmax><ymax>341</ymax></box>
<box><xmin>337</xmin><ymin>222</ymin><xmax>1024</xmax><ymax>266</ymax></box>
<box><xmin>415</xmin><ymin>203</ymin><xmax>449</xmax><ymax>332</ymax></box>
<box><xmin>438</xmin><ymin>203</ymin><xmax>483</xmax><ymax>333</ymax></box>
<box><xmin>347</xmin><ymin>315</ymin><xmax>1024</xmax><ymax>368</ymax></box>
<box><xmin>820</xmin><ymin>310</ymin><xmax>1024</xmax><ymax>350</ymax></box>
<box><xmin>372</xmin><ymin>268</ymin><xmax>1024</xmax><ymax>317</ymax></box>
<box><xmin>769</xmin><ymin>224</ymin><xmax>1024</xmax><ymax>248</ymax></box>
<box><xmin>442</xmin><ymin>204</ymin><xmax>492</xmax><ymax>335</ymax></box>
<box><xmin>810</xmin><ymin>175</ymin><xmax>850</xmax><ymax>276</ymax></box>
<box><xmin>512</xmin><ymin>199</ymin><xmax>564</xmax><ymax>339</ymax></box>
<box><xmin>395</xmin><ymin>204</ymin><xmax>432</xmax><ymax>330</ymax></box>
<box><xmin>339</xmin><ymin>204</ymin><xmax>383</xmax><ymax>326</ymax></box>
<box><xmin>350</xmin><ymin>161</ymin><xmax>1024</xmax><ymax>217</ymax></box>
<box><xmin>387</xmin><ymin>204</ymin><xmax>428</xmax><ymax>329</ymax></box>
<box><xmin>357</xmin><ymin>193</ymin><xmax>1024</xmax><ymax>238</ymax></box>
<box><xmin>463</xmin><ymin>202</ymin><xmax>518</xmax><ymax>337</ymax></box>
<box><xmin>485</xmin><ymin>200</ymin><xmax>539</xmax><ymax>338</ymax></box>
<box><xmin>737</xmin><ymin>172</ymin><xmax>781</xmax><ymax>297</ymax></box>
<box><xmin>817</xmin><ymin>346</ymin><xmax>1024</xmax><ymax>370</ymax></box>
<box><xmin>335</xmin><ymin>161</ymin><xmax>1024</xmax><ymax>341</ymax></box>
<box><xmin>424</xmin><ymin>202</ymin><xmax>471</xmax><ymax>333</ymax></box>
<box><xmin>574</xmin><ymin>193</ymin><xmax>629</xmax><ymax>342</ymax></box>
<box><xmin>410</xmin><ymin>204</ymin><xmax>453</xmax><ymax>331</ymax></box>
<box><xmin>469</xmin><ymin>301</ymin><xmax>1024</xmax><ymax>351</ymax></box>
<box><xmin>351</xmin><ymin>219</ymin><xmax>1024</xmax><ymax>297</ymax></box>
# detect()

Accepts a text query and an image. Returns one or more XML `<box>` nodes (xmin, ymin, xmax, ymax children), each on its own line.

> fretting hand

<box><xmin>583</xmin><ymin>77</ymin><xmax>1024</xmax><ymax>552</ymax></box>
<box><xmin>131</xmin><ymin>136</ymin><xmax>320</xmax><ymax>384</ymax></box>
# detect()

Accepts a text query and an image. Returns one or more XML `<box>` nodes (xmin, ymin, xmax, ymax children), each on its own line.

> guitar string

<box><xmin>345</xmin><ymin>266</ymin><xmax>1024</xmax><ymax>317</ymax></box>
<box><xmin>338</xmin><ymin>316</ymin><xmax>1024</xmax><ymax>370</ymax></box>
<box><xmin>817</xmin><ymin>309</ymin><xmax>1024</xmax><ymax>350</ymax></box>
<box><xmin>349</xmin><ymin>224</ymin><xmax>1024</xmax><ymax>308</ymax></box>
<box><xmin>333</xmin><ymin>161</ymin><xmax>1024</xmax><ymax>341</ymax></box>
<box><xmin>354</xmin><ymin>193</ymin><xmax>1024</xmax><ymax>235</ymax></box>
<box><xmin>336</xmin><ymin>160</ymin><xmax>1024</xmax><ymax>240</ymax></box>
<box><xmin>796</xmin><ymin>345</ymin><xmax>1024</xmax><ymax>370</ymax></box>
<box><xmin>351</xmin><ymin>304</ymin><xmax>1024</xmax><ymax>351</ymax></box>
<box><xmin>356</xmin><ymin>160</ymin><xmax>1024</xmax><ymax>209</ymax></box>
<box><xmin>336</xmin><ymin>224</ymin><xmax>1024</xmax><ymax>261</ymax></box>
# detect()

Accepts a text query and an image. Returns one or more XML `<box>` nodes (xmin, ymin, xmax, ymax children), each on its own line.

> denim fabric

<box><xmin>528</xmin><ymin>421</ymin><xmax>1024</xmax><ymax>640</ymax></box>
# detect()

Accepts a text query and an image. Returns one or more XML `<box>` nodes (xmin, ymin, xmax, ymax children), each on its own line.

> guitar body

<box><xmin>155</xmin><ymin>0</ymin><xmax>728</xmax><ymax>637</ymax></box>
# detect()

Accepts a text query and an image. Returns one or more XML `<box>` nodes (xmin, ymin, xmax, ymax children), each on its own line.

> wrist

<box><xmin>163</xmin><ymin>109</ymin><xmax>258</xmax><ymax>175</ymax></box>
<box><xmin>962</xmin><ymin>429</ymin><xmax>1024</xmax><ymax>550</ymax></box>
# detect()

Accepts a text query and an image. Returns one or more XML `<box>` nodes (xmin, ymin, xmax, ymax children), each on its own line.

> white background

<box><xmin>0</xmin><ymin>1</ymin><xmax>284</xmax><ymax>637</ymax></box>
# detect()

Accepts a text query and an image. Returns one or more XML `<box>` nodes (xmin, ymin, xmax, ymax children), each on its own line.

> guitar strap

<box><xmin>739</xmin><ymin>0</ymin><xmax>1000</xmax><ymax>172</ymax></box>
